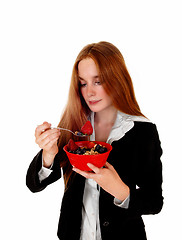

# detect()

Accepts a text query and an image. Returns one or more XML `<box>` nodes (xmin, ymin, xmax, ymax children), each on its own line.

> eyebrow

<box><xmin>78</xmin><ymin>76</ymin><xmax>99</xmax><ymax>81</ymax></box>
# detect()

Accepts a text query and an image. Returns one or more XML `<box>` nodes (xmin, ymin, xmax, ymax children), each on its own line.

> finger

<box><xmin>36</xmin><ymin>128</ymin><xmax>60</xmax><ymax>142</ymax></box>
<box><xmin>38</xmin><ymin>128</ymin><xmax>60</xmax><ymax>141</ymax></box>
<box><xmin>37</xmin><ymin>130</ymin><xmax>60</xmax><ymax>147</ymax></box>
<box><xmin>104</xmin><ymin>161</ymin><xmax>111</xmax><ymax>168</ymax></box>
<box><xmin>35</xmin><ymin>122</ymin><xmax>51</xmax><ymax>138</ymax></box>
<box><xmin>104</xmin><ymin>162</ymin><xmax>116</xmax><ymax>174</ymax></box>
<box><xmin>72</xmin><ymin>167</ymin><xmax>95</xmax><ymax>179</ymax></box>
<box><xmin>87</xmin><ymin>163</ymin><xmax>100</xmax><ymax>174</ymax></box>
<box><xmin>43</xmin><ymin>137</ymin><xmax>59</xmax><ymax>150</ymax></box>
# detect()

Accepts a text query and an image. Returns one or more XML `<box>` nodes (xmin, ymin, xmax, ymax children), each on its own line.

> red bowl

<box><xmin>63</xmin><ymin>141</ymin><xmax>112</xmax><ymax>171</ymax></box>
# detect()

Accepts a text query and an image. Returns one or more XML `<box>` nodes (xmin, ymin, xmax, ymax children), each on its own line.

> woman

<box><xmin>26</xmin><ymin>41</ymin><xmax>163</xmax><ymax>240</ymax></box>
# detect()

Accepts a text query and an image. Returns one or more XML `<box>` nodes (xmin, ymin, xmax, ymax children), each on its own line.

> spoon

<box><xmin>51</xmin><ymin>127</ymin><xmax>87</xmax><ymax>137</ymax></box>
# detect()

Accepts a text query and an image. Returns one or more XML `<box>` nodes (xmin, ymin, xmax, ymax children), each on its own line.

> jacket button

<box><xmin>103</xmin><ymin>221</ymin><xmax>109</xmax><ymax>227</ymax></box>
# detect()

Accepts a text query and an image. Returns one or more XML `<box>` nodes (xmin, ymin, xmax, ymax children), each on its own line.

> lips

<box><xmin>88</xmin><ymin>100</ymin><xmax>101</xmax><ymax>105</ymax></box>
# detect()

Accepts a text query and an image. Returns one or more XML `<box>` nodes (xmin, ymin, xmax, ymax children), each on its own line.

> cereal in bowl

<box><xmin>67</xmin><ymin>140</ymin><xmax>107</xmax><ymax>155</ymax></box>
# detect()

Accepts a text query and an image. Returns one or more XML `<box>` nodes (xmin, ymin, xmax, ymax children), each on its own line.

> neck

<box><xmin>94</xmin><ymin>107</ymin><xmax>117</xmax><ymax>126</ymax></box>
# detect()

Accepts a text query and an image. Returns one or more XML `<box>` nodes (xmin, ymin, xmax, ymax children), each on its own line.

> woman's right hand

<box><xmin>35</xmin><ymin>122</ymin><xmax>61</xmax><ymax>168</ymax></box>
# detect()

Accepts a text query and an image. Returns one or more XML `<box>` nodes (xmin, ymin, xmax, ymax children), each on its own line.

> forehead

<box><xmin>78</xmin><ymin>58</ymin><xmax>99</xmax><ymax>78</ymax></box>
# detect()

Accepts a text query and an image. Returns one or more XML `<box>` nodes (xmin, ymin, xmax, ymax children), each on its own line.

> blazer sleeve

<box><xmin>128</xmin><ymin>123</ymin><xmax>163</xmax><ymax>217</ymax></box>
<box><xmin>26</xmin><ymin>150</ymin><xmax>62</xmax><ymax>193</ymax></box>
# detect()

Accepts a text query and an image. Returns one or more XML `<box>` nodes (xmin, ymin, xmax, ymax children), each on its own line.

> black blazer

<box><xmin>26</xmin><ymin>122</ymin><xmax>163</xmax><ymax>240</ymax></box>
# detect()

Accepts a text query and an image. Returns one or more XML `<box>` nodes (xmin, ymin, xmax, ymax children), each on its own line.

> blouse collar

<box><xmin>89</xmin><ymin>111</ymin><xmax>150</xmax><ymax>144</ymax></box>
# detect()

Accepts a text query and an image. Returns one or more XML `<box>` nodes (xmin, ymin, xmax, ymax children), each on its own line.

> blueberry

<box><xmin>75</xmin><ymin>148</ymin><xmax>82</xmax><ymax>155</ymax></box>
<box><xmin>98</xmin><ymin>147</ymin><xmax>107</xmax><ymax>153</ymax></box>
<box><xmin>76</xmin><ymin>132</ymin><xmax>83</xmax><ymax>136</ymax></box>
<box><xmin>81</xmin><ymin>148</ymin><xmax>86</xmax><ymax>154</ymax></box>
<box><xmin>95</xmin><ymin>144</ymin><xmax>101</xmax><ymax>151</ymax></box>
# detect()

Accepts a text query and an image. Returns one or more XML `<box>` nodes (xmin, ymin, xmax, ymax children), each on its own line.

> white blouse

<box><xmin>38</xmin><ymin>111</ymin><xmax>150</xmax><ymax>240</ymax></box>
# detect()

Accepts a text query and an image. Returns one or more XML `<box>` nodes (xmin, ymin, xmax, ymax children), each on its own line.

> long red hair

<box><xmin>58</xmin><ymin>41</ymin><xmax>145</xmax><ymax>188</ymax></box>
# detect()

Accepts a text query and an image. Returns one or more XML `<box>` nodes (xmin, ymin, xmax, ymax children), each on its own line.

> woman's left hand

<box><xmin>72</xmin><ymin>162</ymin><xmax>130</xmax><ymax>201</ymax></box>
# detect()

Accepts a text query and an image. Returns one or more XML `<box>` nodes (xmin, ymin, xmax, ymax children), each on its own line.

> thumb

<box><xmin>104</xmin><ymin>161</ymin><xmax>113</xmax><ymax>169</ymax></box>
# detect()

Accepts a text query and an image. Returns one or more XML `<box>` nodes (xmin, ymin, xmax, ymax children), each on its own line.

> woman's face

<box><xmin>78</xmin><ymin>58</ymin><xmax>113</xmax><ymax>113</ymax></box>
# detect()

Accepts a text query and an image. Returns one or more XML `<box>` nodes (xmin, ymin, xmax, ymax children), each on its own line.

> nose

<box><xmin>87</xmin><ymin>84</ymin><xmax>95</xmax><ymax>97</ymax></box>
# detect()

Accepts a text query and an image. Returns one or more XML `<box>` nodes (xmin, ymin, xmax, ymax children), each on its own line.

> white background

<box><xmin>0</xmin><ymin>0</ymin><xmax>181</xmax><ymax>239</ymax></box>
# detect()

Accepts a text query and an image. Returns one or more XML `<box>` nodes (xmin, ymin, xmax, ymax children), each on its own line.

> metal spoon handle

<box><xmin>52</xmin><ymin>127</ymin><xmax>86</xmax><ymax>137</ymax></box>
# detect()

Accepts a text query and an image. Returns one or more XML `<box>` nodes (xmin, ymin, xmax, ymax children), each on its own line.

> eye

<box><xmin>80</xmin><ymin>83</ymin><xmax>87</xmax><ymax>87</ymax></box>
<box><xmin>95</xmin><ymin>81</ymin><xmax>101</xmax><ymax>85</ymax></box>
<box><xmin>79</xmin><ymin>81</ymin><xmax>87</xmax><ymax>87</ymax></box>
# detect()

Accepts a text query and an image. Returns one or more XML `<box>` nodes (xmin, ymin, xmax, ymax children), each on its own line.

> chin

<box><xmin>88</xmin><ymin>106</ymin><xmax>105</xmax><ymax>113</ymax></box>
<box><xmin>88</xmin><ymin>107</ymin><xmax>99</xmax><ymax>112</ymax></box>
<box><xmin>87</xmin><ymin>101</ymin><xmax>110</xmax><ymax>113</ymax></box>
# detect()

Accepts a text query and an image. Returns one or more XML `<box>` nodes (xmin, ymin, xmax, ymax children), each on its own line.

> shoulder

<box><xmin>124</xmin><ymin>113</ymin><xmax>157</xmax><ymax>134</ymax></box>
<box><xmin>131</xmin><ymin>121</ymin><xmax>159</xmax><ymax>141</ymax></box>
<box><xmin>119</xmin><ymin>112</ymin><xmax>159</xmax><ymax>138</ymax></box>
<box><xmin>133</xmin><ymin>121</ymin><xmax>157</xmax><ymax>131</ymax></box>
<box><xmin>131</xmin><ymin>122</ymin><xmax>162</xmax><ymax>157</ymax></box>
